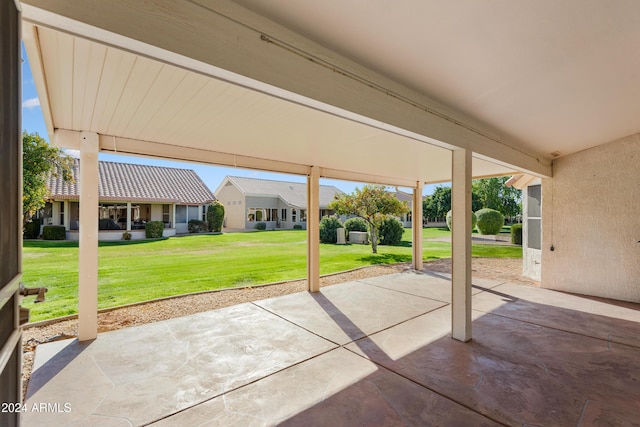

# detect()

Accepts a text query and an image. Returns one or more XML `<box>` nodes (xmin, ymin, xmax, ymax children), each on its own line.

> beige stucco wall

<box><xmin>541</xmin><ymin>133</ymin><xmax>640</xmax><ymax>303</ymax></box>
<box><xmin>215</xmin><ymin>183</ymin><xmax>245</xmax><ymax>229</ymax></box>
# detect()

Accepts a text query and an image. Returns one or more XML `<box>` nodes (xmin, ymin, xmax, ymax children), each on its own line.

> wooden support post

<box><xmin>451</xmin><ymin>149</ymin><xmax>472</xmax><ymax>342</ymax></box>
<box><xmin>78</xmin><ymin>132</ymin><xmax>99</xmax><ymax>341</ymax></box>
<box><xmin>307</xmin><ymin>166</ymin><xmax>320</xmax><ymax>292</ymax></box>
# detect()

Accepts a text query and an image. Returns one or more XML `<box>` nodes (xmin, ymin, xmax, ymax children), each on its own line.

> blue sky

<box><xmin>21</xmin><ymin>44</ymin><xmax>440</xmax><ymax>196</ymax></box>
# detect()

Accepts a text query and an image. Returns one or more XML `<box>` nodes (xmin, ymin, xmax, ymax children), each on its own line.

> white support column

<box><xmin>126</xmin><ymin>202</ymin><xmax>132</xmax><ymax>231</ymax></box>
<box><xmin>172</xmin><ymin>204</ymin><xmax>176</xmax><ymax>228</ymax></box>
<box><xmin>63</xmin><ymin>201</ymin><xmax>71</xmax><ymax>230</ymax></box>
<box><xmin>307</xmin><ymin>166</ymin><xmax>320</xmax><ymax>292</ymax></box>
<box><xmin>78</xmin><ymin>132</ymin><xmax>99</xmax><ymax>341</ymax></box>
<box><xmin>412</xmin><ymin>182</ymin><xmax>424</xmax><ymax>270</ymax></box>
<box><xmin>451</xmin><ymin>149</ymin><xmax>472</xmax><ymax>342</ymax></box>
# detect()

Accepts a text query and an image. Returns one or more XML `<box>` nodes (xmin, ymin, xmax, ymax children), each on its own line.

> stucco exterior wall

<box><xmin>150</xmin><ymin>204</ymin><xmax>163</xmax><ymax>222</ymax></box>
<box><xmin>541</xmin><ymin>133</ymin><xmax>640</xmax><ymax>302</ymax></box>
<box><xmin>215</xmin><ymin>183</ymin><xmax>245</xmax><ymax>229</ymax></box>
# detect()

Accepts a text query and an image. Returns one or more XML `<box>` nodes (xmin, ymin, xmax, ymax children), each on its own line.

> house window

<box><xmin>176</xmin><ymin>205</ymin><xmax>187</xmax><ymax>223</ymax></box>
<box><xmin>248</xmin><ymin>208</ymin><xmax>265</xmax><ymax>222</ymax></box>
<box><xmin>264</xmin><ymin>208</ymin><xmax>277</xmax><ymax>222</ymax></box>
<box><xmin>291</xmin><ymin>208</ymin><xmax>297</xmax><ymax>222</ymax></box>
<box><xmin>162</xmin><ymin>204</ymin><xmax>170</xmax><ymax>225</ymax></box>
<box><xmin>59</xmin><ymin>202</ymin><xmax>64</xmax><ymax>225</ymax></box>
<box><xmin>281</xmin><ymin>209</ymin><xmax>287</xmax><ymax>221</ymax></box>
<box><xmin>527</xmin><ymin>185</ymin><xmax>542</xmax><ymax>250</ymax></box>
<box><xmin>300</xmin><ymin>209</ymin><xmax>307</xmax><ymax>222</ymax></box>
<box><xmin>188</xmin><ymin>205</ymin><xmax>199</xmax><ymax>221</ymax></box>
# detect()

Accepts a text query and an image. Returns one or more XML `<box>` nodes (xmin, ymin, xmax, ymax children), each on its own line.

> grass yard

<box><xmin>21</xmin><ymin>228</ymin><xmax>521</xmax><ymax>321</ymax></box>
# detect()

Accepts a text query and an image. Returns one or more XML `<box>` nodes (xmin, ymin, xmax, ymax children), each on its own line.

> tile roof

<box><xmin>224</xmin><ymin>176</ymin><xmax>343</xmax><ymax>208</ymax></box>
<box><xmin>47</xmin><ymin>159</ymin><xmax>216</xmax><ymax>204</ymax></box>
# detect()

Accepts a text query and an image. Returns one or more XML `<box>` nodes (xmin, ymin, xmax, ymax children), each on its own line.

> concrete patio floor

<box><xmin>24</xmin><ymin>271</ymin><xmax>640</xmax><ymax>426</ymax></box>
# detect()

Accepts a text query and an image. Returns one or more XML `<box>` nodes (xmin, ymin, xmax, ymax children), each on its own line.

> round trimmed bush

<box><xmin>445</xmin><ymin>210</ymin><xmax>477</xmax><ymax>231</ymax></box>
<box><xmin>188</xmin><ymin>219</ymin><xmax>208</xmax><ymax>233</ymax></box>
<box><xmin>511</xmin><ymin>223</ymin><xmax>523</xmax><ymax>245</ymax></box>
<box><xmin>254</xmin><ymin>222</ymin><xmax>267</xmax><ymax>230</ymax></box>
<box><xmin>24</xmin><ymin>220</ymin><xmax>41</xmax><ymax>239</ymax></box>
<box><xmin>42</xmin><ymin>225</ymin><xmax>66</xmax><ymax>240</ymax></box>
<box><xmin>207</xmin><ymin>201</ymin><xmax>225</xmax><ymax>232</ymax></box>
<box><xmin>293</xmin><ymin>224</ymin><xmax>303</xmax><ymax>230</ymax></box>
<box><xmin>475</xmin><ymin>208</ymin><xmax>504</xmax><ymax>235</ymax></box>
<box><xmin>378</xmin><ymin>216</ymin><xmax>404</xmax><ymax>246</ymax></box>
<box><xmin>319</xmin><ymin>215</ymin><xmax>343</xmax><ymax>243</ymax></box>
<box><xmin>145</xmin><ymin>221</ymin><xmax>165</xmax><ymax>238</ymax></box>
<box><xmin>344</xmin><ymin>217</ymin><xmax>368</xmax><ymax>233</ymax></box>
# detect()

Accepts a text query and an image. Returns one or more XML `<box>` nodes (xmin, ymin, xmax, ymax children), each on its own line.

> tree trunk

<box><xmin>370</xmin><ymin>226</ymin><xmax>378</xmax><ymax>254</ymax></box>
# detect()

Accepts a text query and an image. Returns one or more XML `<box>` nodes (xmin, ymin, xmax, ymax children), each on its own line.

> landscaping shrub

<box><xmin>511</xmin><ymin>223</ymin><xmax>523</xmax><ymax>245</ymax></box>
<box><xmin>255</xmin><ymin>222</ymin><xmax>267</xmax><ymax>230</ymax></box>
<box><xmin>378</xmin><ymin>216</ymin><xmax>404</xmax><ymax>246</ymax></box>
<box><xmin>207</xmin><ymin>201</ymin><xmax>225</xmax><ymax>232</ymax></box>
<box><xmin>445</xmin><ymin>210</ymin><xmax>478</xmax><ymax>231</ymax></box>
<box><xmin>24</xmin><ymin>220</ymin><xmax>41</xmax><ymax>239</ymax></box>
<box><xmin>293</xmin><ymin>224</ymin><xmax>303</xmax><ymax>230</ymax></box>
<box><xmin>42</xmin><ymin>225</ymin><xmax>66</xmax><ymax>240</ymax></box>
<box><xmin>188</xmin><ymin>219</ymin><xmax>208</xmax><ymax>233</ymax></box>
<box><xmin>122</xmin><ymin>231</ymin><xmax>132</xmax><ymax>241</ymax></box>
<box><xmin>319</xmin><ymin>215</ymin><xmax>343</xmax><ymax>244</ymax></box>
<box><xmin>475</xmin><ymin>208</ymin><xmax>504</xmax><ymax>235</ymax></box>
<box><xmin>145</xmin><ymin>221</ymin><xmax>165</xmax><ymax>238</ymax></box>
<box><xmin>344</xmin><ymin>217</ymin><xmax>368</xmax><ymax>233</ymax></box>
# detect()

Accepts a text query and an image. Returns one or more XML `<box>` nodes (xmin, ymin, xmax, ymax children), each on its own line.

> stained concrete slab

<box><xmin>24</xmin><ymin>272</ymin><xmax>640</xmax><ymax>426</ymax></box>
<box><xmin>346</xmin><ymin>305</ymin><xmax>640</xmax><ymax>426</ymax></box>
<box><xmin>473</xmin><ymin>282</ymin><xmax>640</xmax><ymax>348</ymax></box>
<box><xmin>154</xmin><ymin>347</ymin><xmax>501</xmax><ymax>427</ymax></box>
<box><xmin>254</xmin><ymin>279</ymin><xmax>446</xmax><ymax>345</ymax></box>
<box><xmin>359</xmin><ymin>270</ymin><xmax>503</xmax><ymax>303</ymax></box>
<box><xmin>24</xmin><ymin>303</ymin><xmax>335</xmax><ymax>426</ymax></box>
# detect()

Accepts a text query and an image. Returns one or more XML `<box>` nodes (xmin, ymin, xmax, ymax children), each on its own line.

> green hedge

<box><xmin>145</xmin><ymin>221</ymin><xmax>165</xmax><ymax>238</ymax></box>
<box><xmin>24</xmin><ymin>221</ymin><xmax>41</xmax><ymax>239</ymax></box>
<box><xmin>378</xmin><ymin>216</ymin><xmax>404</xmax><ymax>246</ymax></box>
<box><xmin>42</xmin><ymin>225</ymin><xmax>66</xmax><ymax>240</ymax></box>
<box><xmin>475</xmin><ymin>208</ymin><xmax>504</xmax><ymax>235</ymax></box>
<box><xmin>319</xmin><ymin>215</ymin><xmax>343</xmax><ymax>244</ymax></box>
<box><xmin>344</xmin><ymin>217</ymin><xmax>368</xmax><ymax>233</ymax></box>
<box><xmin>254</xmin><ymin>222</ymin><xmax>267</xmax><ymax>230</ymax></box>
<box><xmin>511</xmin><ymin>223</ymin><xmax>523</xmax><ymax>245</ymax></box>
<box><xmin>207</xmin><ymin>202</ymin><xmax>225</xmax><ymax>232</ymax></box>
<box><xmin>445</xmin><ymin>210</ymin><xmax>478</xmax><ymax>231</ymax></box>
<box><xmin>293</xmin><ymin>224</ymin><xmax>303</xmax><ymax>230</ymax></box>
<box><xmin>188</xmin><ymin>219</ymin><xmax>208</xmax><ymax>233</ymax></box>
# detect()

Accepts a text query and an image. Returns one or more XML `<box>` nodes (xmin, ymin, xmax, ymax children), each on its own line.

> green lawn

<box><xmin>21</xmin><ymin>228</ymin><xmax>521</xmax><ymax>321</ymax></box>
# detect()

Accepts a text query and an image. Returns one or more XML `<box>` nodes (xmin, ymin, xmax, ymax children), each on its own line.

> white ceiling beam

<box><xmin>22</xmin><ymin>0</ymin><xmax>552</xmax><ymax>177</ymax></box>
<box><xmin>55</xmin><ymin>129</ymin><xmax>422</xmax><ymax>188</ymax></box>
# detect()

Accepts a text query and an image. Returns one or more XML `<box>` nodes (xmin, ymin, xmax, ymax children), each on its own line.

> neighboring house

<box><xmin>391</xmin><ymin>190</ymin><xmax>414</xmax><ymax>228</ymax></box>
<box><xmin>42</xmin><ymin>159</ymin><xmax>216</xmax><ymax>240</ymax></box>
<box><xmin>214</xmin><ymin>176</ymin><xmax>343</xmax><ymax>230</ymax></box>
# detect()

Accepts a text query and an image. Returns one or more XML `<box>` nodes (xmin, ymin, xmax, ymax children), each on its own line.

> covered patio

<box><xmin>24</xmin><ymin>271</ymin><xmax>640</xmax><ymax>426</ymax></box>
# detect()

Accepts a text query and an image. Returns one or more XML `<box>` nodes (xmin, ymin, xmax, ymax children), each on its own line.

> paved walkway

<box><xmin>24</xmin><ymin>272</ymin><xmax>640</xmax><ymax>426</ymax></box>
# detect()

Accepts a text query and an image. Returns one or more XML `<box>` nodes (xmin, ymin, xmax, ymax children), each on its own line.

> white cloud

<box><xmin>64</xmin><ymin>149</ymin><xmax>80</xmax><ymax>159</ymax></box>
<box><xmin>22</xmin><ymin>97</ymin><xmax>40</xmax><ymax>109</ymax></box>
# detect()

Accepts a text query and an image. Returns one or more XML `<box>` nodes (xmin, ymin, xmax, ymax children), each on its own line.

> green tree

<box><xmin>423</xmin><ymin>185</ymin><xmax>481</xmax><ymax>221</ymax></box>
<box><xmin>472</xmin><ymin>177</ymin><xmax>521</xmax><ymax>219</ymax></box>
<box><xmin>328</xmin><ymin>185</ymin><xmax>408</xmax><ymax>254</ymax></box>
<box><xmin>22</xmin><ymin>131</ymin><xmax>74</xmax><ymax>226</ymax></box>
<box><xmin>206</xmin><ymin>201</ymin><xmax>225</xmax><ymax>232</ymax></box>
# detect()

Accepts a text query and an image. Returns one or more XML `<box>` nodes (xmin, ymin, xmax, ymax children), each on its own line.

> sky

<box><xmin>21</xmin><ymin>44</ymin><xmax>441</xmax><ymax>196</ymax></box>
